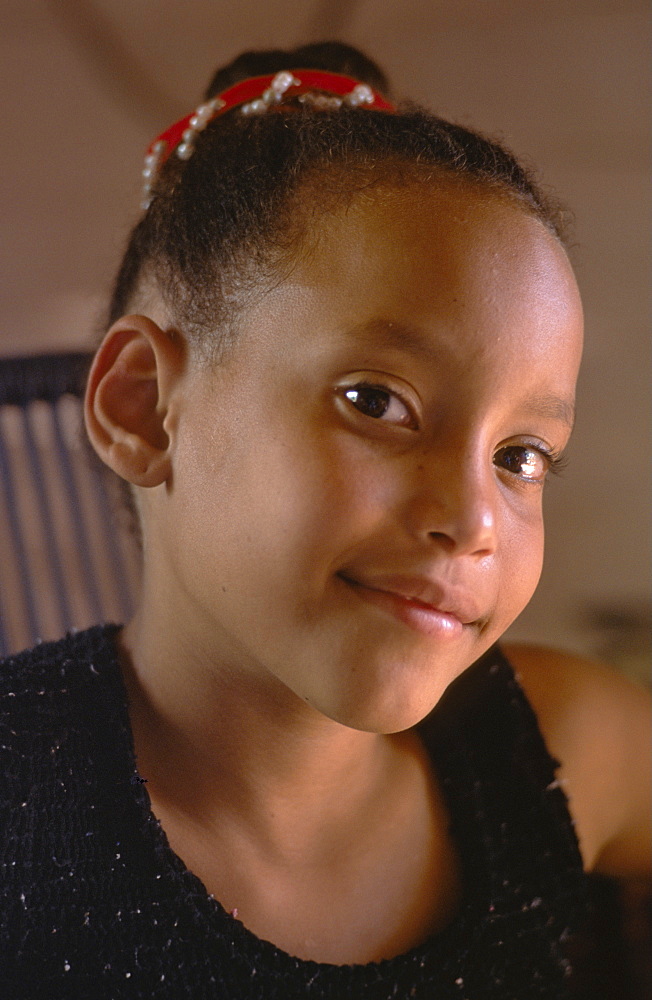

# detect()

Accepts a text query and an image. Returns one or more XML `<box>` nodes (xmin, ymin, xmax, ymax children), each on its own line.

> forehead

<box><xmin>300</xmin><ymin>178</ymin><xmax>571</xmax><ymax>300</ymax></box>
<box><xmin>284</xmin><ymin>178</ymin><xmax>582</xmax><ymax>361</ymax></box>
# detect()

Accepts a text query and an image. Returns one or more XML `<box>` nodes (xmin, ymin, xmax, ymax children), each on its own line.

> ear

<box><xmin>84</xmin><ymin>315</ymin><xmax>185</xmax><ymax>488</ymax></box>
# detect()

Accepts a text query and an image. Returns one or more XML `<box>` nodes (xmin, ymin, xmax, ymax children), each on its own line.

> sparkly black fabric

<box><xmin>1</xmin><ymin>625</ymin><xmax>588</xmax><ymax>998</ymax></box>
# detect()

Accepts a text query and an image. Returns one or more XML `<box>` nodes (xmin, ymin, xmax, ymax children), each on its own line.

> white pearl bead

<box><xmin>347</xmin><ymin>83</ymin><xmax>374</xmax><ymax>107</ymax></box>
<box><xmin>177</xmin><ymin>142</ymin><xmax>193</xmax><ymax>160</ymax></box>
<box><xmin>271</xmin><ymin>71</ymin><xmax>299</xmax><ymax>94</ymax></box>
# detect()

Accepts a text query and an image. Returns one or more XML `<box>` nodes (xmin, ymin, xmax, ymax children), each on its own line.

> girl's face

<box><xmin>152</xmin><ymin>179</ymin><xmax>583</xmax><ymax>733</ymax></box>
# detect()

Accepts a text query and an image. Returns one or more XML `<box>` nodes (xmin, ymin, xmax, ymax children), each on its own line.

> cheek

<box><xmin>296</xmin><ymin>435</ymin><xmax>404</xmax><ymax>549</ymax></box>
<box><xmin>173</xmin><ymin>418</ymin><xmax>391</xmax><ymax>583</ymax></box>
<box><xmin>497</xmin><ymin>506</ymin><xmax>545</xmax><ymax>624</ymax></box>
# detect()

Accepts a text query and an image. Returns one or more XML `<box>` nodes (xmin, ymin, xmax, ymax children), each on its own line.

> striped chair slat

<box><xmin>0</xmin><ymin>354</ymin><xmax>140</xmax><ymax>657</ymax></box>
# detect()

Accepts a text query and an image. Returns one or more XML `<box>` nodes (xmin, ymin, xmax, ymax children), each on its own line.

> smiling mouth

<box><xmin>338</xmin><ymin>574</ymin><xmax>478</xmax><ymax>640</ymax></box>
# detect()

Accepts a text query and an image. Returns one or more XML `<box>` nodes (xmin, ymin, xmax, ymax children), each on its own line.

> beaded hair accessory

<box><xmin>141</xmin><ymin>70</ymin><xmax>396</xmax><ymax>209</ymax></box>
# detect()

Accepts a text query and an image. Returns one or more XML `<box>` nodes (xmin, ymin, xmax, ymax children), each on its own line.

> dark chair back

<box><xmin>0</xmin><ymin>353</ymin><xmax>139</xmax><ymax>657</ymax></box>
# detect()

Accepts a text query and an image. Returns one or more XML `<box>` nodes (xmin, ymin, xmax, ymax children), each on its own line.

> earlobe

<box><xmin>84</xmin><ymin>315</ymin><xmax>184</xmax><ymax>488</ymax></box>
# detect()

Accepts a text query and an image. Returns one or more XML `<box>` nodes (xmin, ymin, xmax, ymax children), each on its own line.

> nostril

<box><xmin>427</xmin><ymin>531</ymin><xmax>455</xmax><ymax>548</ymax></box>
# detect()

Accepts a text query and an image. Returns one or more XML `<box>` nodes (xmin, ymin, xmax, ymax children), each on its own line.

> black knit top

<box><xmin>0</xmin><ymin>626</ymin><xmax>587</xmax><ymax>999</ymax></box>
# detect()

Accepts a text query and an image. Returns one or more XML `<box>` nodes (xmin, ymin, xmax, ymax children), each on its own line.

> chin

<box><xmin>315</xmin><ymin>670</ymin><xmax>457</xmax><ymax>735</ymax></box>
<box><xmin>329</xmin><ymin>701</ymin><xmax>438</xmax><ymax>735</ymax></box>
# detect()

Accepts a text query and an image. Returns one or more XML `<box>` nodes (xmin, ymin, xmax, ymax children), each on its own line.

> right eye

<box><xmin>343</xmin><ymin>384</ymin><xmax>416</xmax><ymax>428</ymax></box>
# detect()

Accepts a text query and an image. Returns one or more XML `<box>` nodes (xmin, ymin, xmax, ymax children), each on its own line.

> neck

<box><xmin>118</xmin><ymin>610</ymin><xmax>396</xmax><ymax>855</ymax></box>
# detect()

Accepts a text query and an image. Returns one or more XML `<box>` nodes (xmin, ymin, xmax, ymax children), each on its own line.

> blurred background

<box><xmin>0</xmin><ymin>0</ymin><xmax>650</xmax><ymax>677</ymax></box>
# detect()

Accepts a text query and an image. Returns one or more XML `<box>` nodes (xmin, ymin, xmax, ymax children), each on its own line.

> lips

<box><xmin>338</xmin><ymin>572</ymin><xmax>484</xmax><ymax>639</ymax></box>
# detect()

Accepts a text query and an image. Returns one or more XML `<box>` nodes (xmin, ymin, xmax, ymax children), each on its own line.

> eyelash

<box><xmin>545</xmin><ymin>452</ymin><xmax>568</xmax><ymax>476</ymax></box>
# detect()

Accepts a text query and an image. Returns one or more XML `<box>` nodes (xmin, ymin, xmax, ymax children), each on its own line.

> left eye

<box><xmin>494</xmin><ymin>445</ymin><xmax>550</xmax><ymax>482</ymax></box>
<box><xmin>343</xmin><ymin>385</ymin><xmax>415</xmax><ymax>427</ymax></box>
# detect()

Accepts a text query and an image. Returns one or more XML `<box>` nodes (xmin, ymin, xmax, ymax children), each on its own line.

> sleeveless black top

<box><xmin>0</xmin><ymin>625</ymin><xmax>587</xmax><ymax>998</ymax></box>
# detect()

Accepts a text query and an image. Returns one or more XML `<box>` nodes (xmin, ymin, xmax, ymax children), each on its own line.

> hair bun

<box><xmin>204</xmin><ymin>41</ymin><xmax>391</xmax><ymax>101</ymax></box>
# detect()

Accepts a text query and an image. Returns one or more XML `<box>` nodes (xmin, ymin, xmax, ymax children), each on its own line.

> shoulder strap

<box><xmin>419</xmin><ymin>644</ymin><xmax>587</xmax><ymax>935</ymax></box>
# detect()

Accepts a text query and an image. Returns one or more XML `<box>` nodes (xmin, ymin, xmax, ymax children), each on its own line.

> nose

<box><xmin>407</xmin><ymin>447</ymin><xmax>498</xmax><ymax>558</ymax></box>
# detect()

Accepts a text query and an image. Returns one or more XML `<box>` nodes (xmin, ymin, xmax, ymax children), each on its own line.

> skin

<box><xmin>85</xmin><ymin>178</ymin><xmax>650</xmax><ymax>964</ymax></box>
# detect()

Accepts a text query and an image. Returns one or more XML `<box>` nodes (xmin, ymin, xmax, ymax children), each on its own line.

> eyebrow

<box><xmin>346</xmin><ymin>318</ymin><xmax>444</xmax><ymax>364</ymax></box>
<box><xmin>346</xmin><ymin>318</ymin><xmax>576</xmax><ymax>430</ymax></box>
<box><xmin>523</xmin><ymin>394</ymin><xmax>576</xmax><ymax>430</ymax></box>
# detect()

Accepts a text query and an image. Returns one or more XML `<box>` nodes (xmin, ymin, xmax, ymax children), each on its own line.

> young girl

<box><xmin>1</xmin><ymin>42</ymin><xmax>649</xmax><ymax>999</ymax></box>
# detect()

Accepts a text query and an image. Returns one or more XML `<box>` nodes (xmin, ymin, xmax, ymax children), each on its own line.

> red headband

<box><xmin>141</xmin><ymin>70</ymin><xmax>396</xmax><ymax>208</ymax></box>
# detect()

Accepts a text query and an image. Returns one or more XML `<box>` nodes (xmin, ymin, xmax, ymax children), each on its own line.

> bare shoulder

<box><xmin>502</xmin><ymin>642</ymin><xmax>651</xmax><ymax>876</ymax></box>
